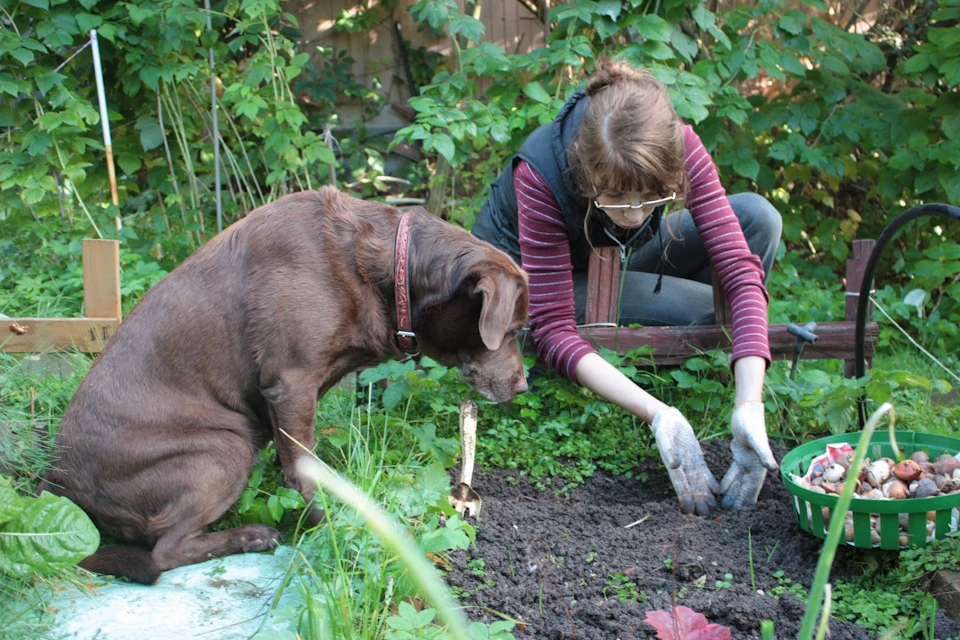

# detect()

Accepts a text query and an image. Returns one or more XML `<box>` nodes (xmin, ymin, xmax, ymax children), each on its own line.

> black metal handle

<box><xmin>855</xmin><ymin>202</ymin><xmax>960</xmax><ymax>426</ymax></box>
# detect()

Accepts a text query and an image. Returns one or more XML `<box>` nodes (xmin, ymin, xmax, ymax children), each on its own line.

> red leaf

<box><xmin>644</xmin><ymin>606</ymin><xmax>732</xmax><ymax>640</ymax></box>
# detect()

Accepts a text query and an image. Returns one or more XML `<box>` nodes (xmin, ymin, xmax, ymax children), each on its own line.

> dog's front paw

<box><xmin>236</xmin><ymin>524</ymin><xmax>284</xmax><ymax>552</ymax></box>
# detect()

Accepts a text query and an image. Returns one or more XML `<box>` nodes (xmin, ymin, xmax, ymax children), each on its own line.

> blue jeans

<box><xmin>573</xmin><ymin>193</ymin><xmax>782</xmax><ymax>326</ymax></box>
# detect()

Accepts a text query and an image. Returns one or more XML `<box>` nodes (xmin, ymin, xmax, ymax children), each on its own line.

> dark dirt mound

<box><xmin>446</xmin><ymin>441</ymin><xmax>960</xmax><ymax>639</ymax></box>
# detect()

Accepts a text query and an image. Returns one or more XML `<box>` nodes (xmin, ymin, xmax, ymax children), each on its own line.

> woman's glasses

<box><xmin>593</xmin><ymin>192</ymin><xmax>677</xmax><ymax>214</ymax></box>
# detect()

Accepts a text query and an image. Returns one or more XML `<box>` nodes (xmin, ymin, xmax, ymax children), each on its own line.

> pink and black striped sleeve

<box><xmin>514</xmin><ymin>160</ymin><xmax>597</xmax><ymax>381</ymax></box>
<box><xmin>682</xmin><ymin>125</ymin><xmax>772</xmax><ymax>365</ymax></box>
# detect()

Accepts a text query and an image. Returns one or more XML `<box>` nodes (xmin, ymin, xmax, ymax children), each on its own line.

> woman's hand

<box><xmin>651</xmin><ymin>407</ymin><xmax>719</xmax><ymax>516</ymax></box>
<box><xmin>719</xmin><ymin>402</ymin><xmax>778</xmax><ymax>509</ymax></box>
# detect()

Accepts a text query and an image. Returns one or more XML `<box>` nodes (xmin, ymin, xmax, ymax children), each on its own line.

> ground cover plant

<box><xmin>2</xmin><ymin>0</ymin><xmax>959</xmax><ymax>637</ymax></box>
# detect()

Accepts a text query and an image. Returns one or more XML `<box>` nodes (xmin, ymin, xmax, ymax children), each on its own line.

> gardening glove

<box><xmin>651</xmin><ymin>407</ymin><xmax>719</xmax><ymax>516</ymax></box>
<box><xmin>719</xmin><ymin>402</ymin><xmax>779</xmax><ymax>510</ymax></box>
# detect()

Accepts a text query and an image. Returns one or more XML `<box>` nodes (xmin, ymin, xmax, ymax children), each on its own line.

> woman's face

<box><xmin>594</xmin><ymin>190</ymin><xmax>675</xmax><ymax>229</ymax></box>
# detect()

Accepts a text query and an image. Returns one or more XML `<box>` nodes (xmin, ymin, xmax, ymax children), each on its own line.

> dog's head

<box><xmin>409</xmin><ymin>216</ymin><xmax>529</xmax><ymax>403</ymax></box>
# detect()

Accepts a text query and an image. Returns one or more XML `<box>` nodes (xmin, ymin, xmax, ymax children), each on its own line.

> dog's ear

<box><xmin>474</xmin><ymin>272</ymin><xmax>522</xmax><ymax>351</ymax></box>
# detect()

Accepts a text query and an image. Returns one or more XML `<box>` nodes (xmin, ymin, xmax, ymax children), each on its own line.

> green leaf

<box><xmin>0</xmin><ymin>478</ymin><xmax>22</xmax><ymax>524</ymax></box>
<box><xmin>449</xmin><ymin>15</ymin><xmax>485</xmax><ymax>42</ymax></box>
<box><xmin>10</xmin><ymin>49</ymin><xmax>35</xmax><ymax>66</ymax></box>
<box><xmin>888</xmin><ymin>148</ymin><xmax>919</xmax><ymax>171</ymax></box>
<box><xmin>35</xmin><ymin>71</ymin><xmax>66</xmax><ymax>96</ymax></box>
<box><xmin>939</xmin><ymin>167</ymin><xmax>960</xmax><ymax>203</ymax></box>
<box><xmin>50</xmin><ymin>13</ymin><xmax>79</xmax><ymax>36</ymax></box>
<box><xmin>236</xmin><ymin>95</ymin><xmax>268</xmax><ymax>121</ymax></box>
<box><xmin>75</xmin><ymin>13</ymin><xmax>103</xmax><ymax>33</ymax></box>
<box><xmin>778</xmin><ymin>10</ymin><xmax>806</xmax><ymax>35</ymax></box>
<box><xmin>117</xmin><ymin>154</ymin><xmax>141</xmax><ymax>175</ymax></box>
<box><xmin>135</xmin><ymin>116</ymin><xmax>164</xmax><ymax>151</ymax></box>
<box><xmin>943</xmin><ymin>113</ymin><xmax>960</xmax><ymax>141</ymax></box>
<box><xmin>36</xmin><ymin>112</ymin><xmax>64</xmax><ymax>132</ymax></box>
<box><xmin>691</xmin><ymin>4</ymin><xmax>715</xmax><ymax>30</ymax></box>
<box><xmin>671</xmin><ymin>28</ymin><xmax>699</xmax><ymax>62</ymax></box>
<box><xmin>24</xmin><ymin>129</ymin><xmax>52</xmax><ymax>156</ymax></box>
<box><xmin>641</xmin><ymin>40</ymin><xmax>675</xmax><ymax>61</ymax></box>
<box><xmin>596</xmin><ymin>0</ymin><xmax>621</xmax><ymax>21</ymax></box>
<box><xmin>0</xmin><ymin>491</ymin><xmax>99</xmax><ymax>576</ymax></box>
<box><xmin>97</xmin><ymin>24</ymin><xmax>117</xmax><ymax>42</ymax></box>
<box><xmin>778</xmin><ymin>52</ymin><xmax>807</xmax><ymax>77</ymax></box>
<box><xmin>418</xmin><ymin>515</ymin><xmax>470</xmax><ymax>553</ymax></box>
<box><xmin>410</xmin><ymin>0</ymin><xmax>456</xmax><ymax>32</ymax></box>
<box><xmin>238</xmin><ymin>488</ymin><xmax>256</xmax><ymax>513</ymax></box>
<box><xmin>0</xmin><ymin>105</ymin><xmax>14</xmax><ymax>127</ymax></box>
<box><xmin>276</xmin><ymin>487</ymin><xmax>304</xmax><ymax>510</ymax></box>
<box><xmin>733</xmin><ymin>157</ymin><xmax>760</xmax><ymax>180</ymax></box>
<box><xmin>432</xmin><ymin>133</ymin><xmax>455</xmax><ymax>162</ymax></box>
<box><xmin>522</xmin><ymin>81</ymin><xmax>551</xmax><ymax>104</ymax></box>
<box><xmin>382</xmin><ymin>379</ymin><xmax>410</xmax><ymax>411</ymax></box>
<box><xmin>266</xmin><ymin>494</ymin><xmax>282</xmax><ymax>522</ymax></box>
<box><xmin>942</xmin><ymin>57</ymin><xmax>960</xmax><ymax>87</ymax></box>
<box><xmin>127</xmin><ymin>4</ymin><xmax>154</xmax><ymax>25</ymax></box>
<box><xmin>631</xmin><ymin>14</ymin><xmax>671</xmax><ymax>42</ymax></box>
<box><xmin>902</xmin><ymin>52</ymin><xmax>932</xmax><ymax>74</ymax></box>
<box><xmin>139</xmin><ymin>66</ymin><xmax>161</xmax><ymax>91</ymax></box>
<box><xmin>21</xmin><ymin>188</ymin><xmax>45</xmax><ymax>205</ymax></box>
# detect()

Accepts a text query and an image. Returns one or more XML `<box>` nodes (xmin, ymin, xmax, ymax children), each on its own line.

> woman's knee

<box><xmin>729</xmin><ymin>192</ymin><xmax>782</xmax><ymax>242</ymax></box>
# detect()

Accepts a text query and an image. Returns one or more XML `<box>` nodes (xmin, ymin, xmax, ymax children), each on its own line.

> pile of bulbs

<box><xmin>796</xmin><ymin>450</ymin><xmax>960</xmax><ymax>546</ymax></box>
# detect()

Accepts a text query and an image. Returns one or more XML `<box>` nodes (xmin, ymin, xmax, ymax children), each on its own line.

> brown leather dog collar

<box><xmin>393</xmin><ymin>212</ymin><xmax>418</xmax><ymax>354</ymax></box>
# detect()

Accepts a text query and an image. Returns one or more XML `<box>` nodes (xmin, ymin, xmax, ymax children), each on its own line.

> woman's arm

<box><xmin>576</xmin><ymin>351</ymin><xmax>719</xmax><ymax>516</ymax></box>
<box><xmin>514</xmin><ymin>161</ymin><xmax>597</xmax><ymax>380</ymax></box>
<box><xmin>574</xmin><ymin>352</ymin><xmax>667</xmax><ymax>423</ymax></box>
<box><xmin>682</xmin><ymin>126</ymin><xmax>779</xmax><ymax>508</ymax></box>
<box><xmin>733</xmin><ymin>355</ymin><xmax>765</xmax><ymax>405</ymax></box>
<box><xmin>682</xmin><ymin>125</ymin><xmax>771</xmax><ymax>367</ymax></box>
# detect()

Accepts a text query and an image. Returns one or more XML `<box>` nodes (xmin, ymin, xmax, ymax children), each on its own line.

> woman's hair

<box><xmin>569</xmin><ymin>61</ymin><xmax>687</xmax><ymax>202</ymax></box>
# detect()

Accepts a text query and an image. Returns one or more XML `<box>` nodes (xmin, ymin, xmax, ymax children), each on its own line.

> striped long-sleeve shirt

<box><xmin>516</xmin><ymin>124</ymin><xmax>771</xmax><ymax>382</ymax></box>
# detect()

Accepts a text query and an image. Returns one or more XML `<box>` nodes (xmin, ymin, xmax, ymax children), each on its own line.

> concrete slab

<box><xmin>45</xmin><ymin>546</ymin><xmax>300</xmax><ymax>640</ymax></box>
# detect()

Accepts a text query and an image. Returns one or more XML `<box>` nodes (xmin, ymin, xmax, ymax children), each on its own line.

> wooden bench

<box><xmin>571</xmin><ymin>239</ymin><xmax>878</xmax><ymax>375</ymax></box>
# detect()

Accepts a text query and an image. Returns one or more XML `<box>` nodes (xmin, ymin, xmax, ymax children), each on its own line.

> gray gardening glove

<box><xmin>651</xmin><ymin>407</ymin><xmax>719</xmax><ymax>516</ymax></box>
<box><xmin>719</xmin><ymin>402</ymin><xmax>779</xmax><ymax>509</ymax></box>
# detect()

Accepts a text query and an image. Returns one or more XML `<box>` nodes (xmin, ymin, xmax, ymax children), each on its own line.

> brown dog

<box><xmin>37</xmin><ymin>187</ymin><xmax>529</xmax><ymax>585</ymax></box>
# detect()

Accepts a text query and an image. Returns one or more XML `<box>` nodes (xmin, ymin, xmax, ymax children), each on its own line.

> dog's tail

<box><xmin>79</xmin><ymin>547</ymin><xmax>161</xmax><ymax>585</ymax></box>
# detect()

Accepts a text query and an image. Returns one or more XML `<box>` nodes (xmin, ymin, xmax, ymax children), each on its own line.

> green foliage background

<box><xmin>2</xmin><ymin>0</ymin><xmax>958</xmax><ymax>358</ymax></box>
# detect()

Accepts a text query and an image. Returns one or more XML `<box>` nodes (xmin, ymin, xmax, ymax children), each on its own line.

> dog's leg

<box><xmin>262</xmin><ymin>371</ymin><xmax>325</xmax><ymax>525</ymax></box>
<box><xmin>148</xmin><ymin>440</ymin><xmax>283</xmax><ymax>572</ymax></box>
<box><xmin>152</xmin><ymin>522</ymin><xmax>283</xmax><ymax>571</ymax></box>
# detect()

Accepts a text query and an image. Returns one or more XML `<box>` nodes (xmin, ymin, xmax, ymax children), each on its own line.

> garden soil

<box><xmin>445</xmin><ymin>441</ymin><xmax>960</xmax><ymax>639</ymax></box>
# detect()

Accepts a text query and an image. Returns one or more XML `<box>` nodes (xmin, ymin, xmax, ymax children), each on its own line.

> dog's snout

<box><xmin>514</xmin><ymin>374</ymin><xmax>528</xmax><ymax>395</ymax></box>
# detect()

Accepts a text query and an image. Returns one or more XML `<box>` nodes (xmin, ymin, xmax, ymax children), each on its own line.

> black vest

<box><xmin>472</xmin><ymin>89</ymin><xmax>661</xmax><ymax>272</ymax></box>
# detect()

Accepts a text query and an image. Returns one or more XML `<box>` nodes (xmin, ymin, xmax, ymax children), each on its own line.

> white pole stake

<box><xmin>89</xmin><ymin>29</ymin><xmax>121</xmax><ymax>232</ymax></box>
<box><xmin>204</xmin><ymin>0</ymin><xmax>222</xmax><ymax>233</ymax></box>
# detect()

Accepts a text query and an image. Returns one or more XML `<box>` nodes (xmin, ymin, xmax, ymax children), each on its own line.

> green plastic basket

<box><xmin>781</xmin><ymin>430</ymin><xmax>960</xmax><ymax>550</ymax></box>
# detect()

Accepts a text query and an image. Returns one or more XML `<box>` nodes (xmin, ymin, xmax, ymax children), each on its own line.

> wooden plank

<box><xmin>712</xmin><ymin>268</ymin><xmax>731</xmax><ymax>326</ymax></box>
<box><xmin>83</xmin><ymin>239</ymin><xmax>122</xmax><ymax>321</ymax></box>
<box><xmin>845</xmin><ymin>239</ymin><xmax>875</xmax><ymax>322</ymax></box>
<box><xmin>3</xmin><ymin>318</ymin><xmax>120</xmax><ymax>353</ymax></box>
<box><xmin>522</xmin><ymin>321</ymin><xmax>879</xmax><ymax>366</ymax></box>
<box><xmin>845</xmin><ymin>238</ymin><xmax>875</xmax><ymax>377</ymax></box>
<box><xmin>584</xmin><ymin>246</ymin><xmax>620</xmax><ymax>325</ymax></box>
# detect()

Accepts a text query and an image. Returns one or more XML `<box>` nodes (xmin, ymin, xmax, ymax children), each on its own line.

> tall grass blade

<box><xmin>797</xmin><ymin>402</ymin><xmax>894</xmax><ymax>639</ymax></box>
<box><xmin>296</xmin><ymin>456</ymin><xmax>471</xmax><ymax>640</ymax></box>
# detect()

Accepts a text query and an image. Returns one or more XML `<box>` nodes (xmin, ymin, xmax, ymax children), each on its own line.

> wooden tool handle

<box><xmin>459</xmin><ymin>400</ymin><xmax>478</xmax><ymax>487</ymax></box>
